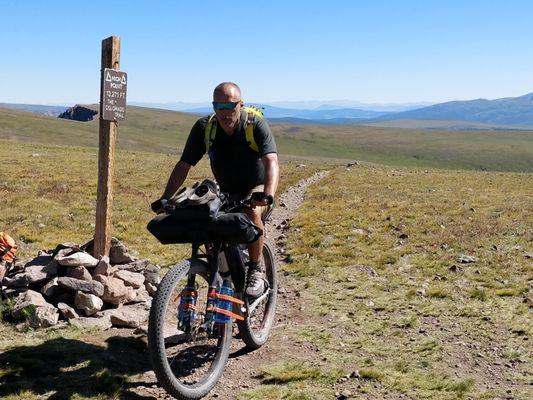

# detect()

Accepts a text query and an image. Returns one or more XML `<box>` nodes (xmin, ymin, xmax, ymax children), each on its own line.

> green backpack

<box><xmin>204</xmin><ymin>106</ymin><xmax>263</xmax><ymax>156</ymax></box>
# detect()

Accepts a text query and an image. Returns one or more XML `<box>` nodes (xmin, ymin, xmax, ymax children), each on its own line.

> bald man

<box><xmin>158</xmin><ymin>82</ymin><xmax>279</xmax><ymax>297</ymax></box>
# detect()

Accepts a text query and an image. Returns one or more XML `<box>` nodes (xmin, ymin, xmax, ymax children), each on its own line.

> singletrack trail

<box><xmin>126</xmin><ymin>170</ymin><xmax>331</xmax><ymax>399</ymax></box>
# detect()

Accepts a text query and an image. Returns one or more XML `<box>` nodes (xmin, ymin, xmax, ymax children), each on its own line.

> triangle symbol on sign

<box><xmin>106</xmin><ymin>71</ymin><xmax>112</xmax><ymax>82</ymax></box>
<box><xmin>121</xmin><ymin>75</ymin><xmax>126</xmax><ymax>85</ymax></box>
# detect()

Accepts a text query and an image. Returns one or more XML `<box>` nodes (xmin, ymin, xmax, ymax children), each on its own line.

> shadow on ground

<box><xmin>0</xmin><ymin>335</ymin><xmax>155</xmax><ymax>399</ymax></box>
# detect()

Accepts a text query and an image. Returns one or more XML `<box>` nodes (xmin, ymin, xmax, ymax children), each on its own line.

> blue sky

<box><xmin>1</xmin><ymin>0</ymin><xmax>533</xmax><ymax>105</ymax></box>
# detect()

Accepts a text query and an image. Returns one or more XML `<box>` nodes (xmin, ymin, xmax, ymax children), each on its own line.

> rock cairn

<box><xmin>3</xmin><ymin>238</ymin><xmax>160</xmax><ymax>330</ymax></box>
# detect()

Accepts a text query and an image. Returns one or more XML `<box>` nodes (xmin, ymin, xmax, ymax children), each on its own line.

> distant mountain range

<box><xmin>182</xmin><ymin>105</ymin><xmax>389</xmax><ymax>120</ymax></box>
<box><xmin>0</xmin><ymin>103</ymin><xmax>67</xmax><ymax>117</ymax></box>
<box><xmin>366</xmin><ymin>93</ymin><xmax>533</xmax><ymax>127</ymax></box>
<box><xmin>3</xmin><ymin>92</ymin><xmax>533</xmax><ymax>129</ymax></box>
<box><xmin>129</xmin><ymin>100</ymin><xmax>430</xmax><ymax>112</ymax></box>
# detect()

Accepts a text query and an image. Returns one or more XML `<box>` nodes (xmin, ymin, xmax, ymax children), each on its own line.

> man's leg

<box><xmin>244</xmin><ymin>200</ymin><xmax>268</xmax><ymax>297</ymax></box>
<box><xmin>245</xmin><ymin>206</ymin><xmax>265</xmax><ymax>263</ymax></box>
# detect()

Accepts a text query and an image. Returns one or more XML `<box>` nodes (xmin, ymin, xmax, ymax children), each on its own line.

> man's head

<box><xmin>212</xmin><ymin>82</ymin><xmax>243</xmax><ymax>134</ymax></box>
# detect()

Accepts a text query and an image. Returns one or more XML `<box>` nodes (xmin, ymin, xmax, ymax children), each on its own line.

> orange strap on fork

<box><xmin>216</xmin><ymin>293</ymin><xmax>244</xmax><ymax>305</ymax></box>
<box><xmin>206</xmin><ymin>306</ymin><xmax>245</xmax><ymax>321</ymax></box>
<box><xmin>173</xmin><ymin>289</ymin><xmax>198</xmax><ymax>303</ymax></box>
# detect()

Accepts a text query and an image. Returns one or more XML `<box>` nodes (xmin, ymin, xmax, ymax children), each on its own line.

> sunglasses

<box><xmin>212</xmin><ymin>101</ymin><xmax>240</xmax><ymax>111</ymax></box>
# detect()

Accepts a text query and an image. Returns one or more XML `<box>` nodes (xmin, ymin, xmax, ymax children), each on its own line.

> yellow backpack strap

<box><xmin>204</xmin><ymin>113</ymin><xmax>217</xmax><ymax>154</ymax></box>
<box><xmin>243</xmin><ymin>107</ymin><xmax>260</xmax><ymax>152</ymax></box>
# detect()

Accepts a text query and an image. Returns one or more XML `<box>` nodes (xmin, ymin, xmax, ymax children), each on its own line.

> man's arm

<box><xmin>162</xmin><ymin>160</ymin><xmax>192</xmax><ymax>199</ymax></box>
<box><xmin>263</xmin><ymin>153</ymin><xmax>279</xmax><ymax>198</ymax></box>
<box><xmin>250</xmin><ymin>153</ymin><xmax>278</xmax><ymax>208</ymax></box>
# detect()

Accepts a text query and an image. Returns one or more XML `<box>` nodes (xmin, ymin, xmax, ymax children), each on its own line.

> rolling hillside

<box><xmin>1</xmin><ymin>105</ymin><xmax>532</xmax><ymax>172</ymax></box>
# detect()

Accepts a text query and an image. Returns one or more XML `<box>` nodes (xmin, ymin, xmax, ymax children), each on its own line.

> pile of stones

<box><xmin>3</xmin><ymin>238</ymin><xmax>160</xmax><ymax>330</ymax></box>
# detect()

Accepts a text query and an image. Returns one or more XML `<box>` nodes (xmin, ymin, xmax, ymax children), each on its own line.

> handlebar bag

<box><xmin>147</xmin><ymin>212</ymin><xmax>262</xmax><ymax>245</ymax></box>
<box><xmin>168</xmin><ymin>179</ymin><xmax>222</xmax><ymax>221</ymax></box>
<box><xmin>170</xmin><ymin>198</ymin><xmax>221</xmax><ymax>221</ymax></box>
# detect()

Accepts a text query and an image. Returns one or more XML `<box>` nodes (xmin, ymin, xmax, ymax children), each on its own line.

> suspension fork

<box><xmin>223</xmin><ymin>244</ymin><xmax>246</xmax><ymax>294</ymax></box>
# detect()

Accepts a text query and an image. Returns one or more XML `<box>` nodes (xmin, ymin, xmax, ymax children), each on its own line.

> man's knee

<box><xmin>244</xmin><ymin>207</ymin><xmax>263</xmax><ymax>224</ymax></box>
<box><xmin>252</xmin><ymin>209</ymin><xmax>265</xmax><ymax>227</ymax></box>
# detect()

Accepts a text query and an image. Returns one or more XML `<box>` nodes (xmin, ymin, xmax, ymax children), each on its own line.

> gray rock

<box><xmin>114</xmin><ymin>259</ymin><xmax>150</xmax><ymax>272</ymax></box>
<box><xmin>55</xmin><ymin>248</ymin><xmax>98</xmax><ymax>267</ymax></box>
<box><xmin>12</xmin><ymin>290</ymin><xmax>50</xmax><ymax>318</ymax></box>
<box><xmin>145</xmin><ymin>281</ymin><xmax>158</xmax><ymax>296</ymax></box>
<box><xmin>93</xmin><ymin>274</ymin><xmax>130</xmax><ymax>305</ymax></box>
<box><xmin>69</xmin><ymin>315</ymin><xmax>112</xmax><ymax>330</ymax></box>
<box><xmin>7</xmin><ymin>260</ymin><xmax>58</xmax><ymax>287</ymax></box>
<box><xmin>41</xmin><ymin>277</ymin><xmax>60</xmax><ymax>298</ymax></box>
<box><xmin>124</xmin><ymin>286</ymin><xmax>137</xmax><ymax>304</ymax></box>
<box><xmin>93</xmin><ymin>256</ymin><xmax>118</xmax><ymax>277</ymax></box>
<box><xmin>114</xmin><ymin>270</ymin><xmax>145</xmax><ymax>289</ymax></box>
<box><xmin>66</xmin><ymin>266</ymin><xmax>92</xmax><ymax>281</ymax></box>
<box><xmin>57</xmin><ymin>302</ymin><xmax>79</xmax><ymax>319</ymax></box>
<box><xmin>448</xmin><ymin>264</ymin><xmax>463</xmax><ymax>272</ymax></box>
<box><xmin>28</xmin><ymin>305</ymin><xmax>59</xmax><ymax>328</ymax></box>
<box><xmin>74</xmin><ymin>291</ymin><xmax>103</xmax><ymax>316</ymax></box>
<box><xmin>19</xmin><ymin>266</ymin><xmax>48</xmax><ymax>285</ymax></box>
<box><xmin>57</xmin><ymin>277</ymin><xmax>104</xmax><ymax>297</ymax></box>
<box><xmin>4</xmin><ymin>274</ymin><xmax>30</xmax><ymax>288</ymax></box>
<box><xmin>143</xmin><ymin>267</ymin><xmax>161</xmax><ymax>286</ymax></box>
<box><xmin>109</xmin><ymin>237</ymin><xmax>136</xmax><ymax>264</ymax></box>
<box><xmin>458</xmin><ymin>255</ymin><xmax>478</xmax><ymax>263</ymax></box>
<box><xmin>130</xmin><ymin>286</ymin><xmax>151</xmax><ymax>303</ymax></box>
<box><xmin>108</xmin><ymin>304</ymin><xmax>149</xmax><ymax>328</ymax></box>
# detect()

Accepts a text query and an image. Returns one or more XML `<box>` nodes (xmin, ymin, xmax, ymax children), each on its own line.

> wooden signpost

<box><xmin>94</xmin><ymin>36</ymin><xmax>127</xmax><ymax>258</ymax></box>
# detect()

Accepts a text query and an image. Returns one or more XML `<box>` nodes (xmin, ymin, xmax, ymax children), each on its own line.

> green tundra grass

<box><xmin>242</xmin><ymin>165</ymin><xmax>532</xmax><ymax>399</ymax></box>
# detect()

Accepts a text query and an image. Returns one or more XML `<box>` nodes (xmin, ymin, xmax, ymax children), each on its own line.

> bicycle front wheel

<box><xmin>148</xmin><ymin>259</ymin><xmax>232</xmax><ymax>400</ymax></box>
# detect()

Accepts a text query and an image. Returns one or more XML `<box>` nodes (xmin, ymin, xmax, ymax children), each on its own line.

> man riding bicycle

<box><xmin>152</xmin><ymin>82</ymin><xmax>279</xmax><ymax>297</ymax></box>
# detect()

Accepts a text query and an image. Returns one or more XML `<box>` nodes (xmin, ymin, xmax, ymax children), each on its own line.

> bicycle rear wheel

<box><xmin>148</xmin><ymin>259</ymin><xmax>232</xmax><ymax>400</ymax></box>
<box><xmin>237</xmin><ymin>242</ymin><xmax>278</xmax><ymax>349</ymax></box>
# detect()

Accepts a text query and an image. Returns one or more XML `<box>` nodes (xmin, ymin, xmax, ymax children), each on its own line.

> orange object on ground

<box><xmin>0</xmin><ymin>232</ymin><xmax>17</xmax><ymax>263</ymax></box>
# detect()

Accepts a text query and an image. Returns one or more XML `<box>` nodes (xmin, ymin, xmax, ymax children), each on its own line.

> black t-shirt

<box><xmin>180</xmin><ymin>111</ymin><xmax>277</xmax><ymax>194</ymax></box>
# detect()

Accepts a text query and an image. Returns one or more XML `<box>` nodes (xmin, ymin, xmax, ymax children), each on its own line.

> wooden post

<box><xmin>94</xmin><ymin>36</ymin><xmax>121</xmax><ymax>258</ymax></box>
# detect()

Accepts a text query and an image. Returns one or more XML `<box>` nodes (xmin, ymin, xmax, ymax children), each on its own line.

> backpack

<box><xmin>204</xmin><ymin>106</ymin><xmax>263</xmax><ymax>157</ymax></box>
<box><xmin>0</xmin><ymin>232</ymin><xmax>17</xmax><ymax>263</ymax></box>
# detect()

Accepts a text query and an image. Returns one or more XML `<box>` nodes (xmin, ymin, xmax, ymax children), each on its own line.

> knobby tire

<box><xmin>237</xmin><ymin>242</ymin><xmax>278</xmax><ymax>349</ymax></box>
<box><xmin>148</xmin><ymin>259</ymin><xmax>232</xmax><ymax>400</ymax></box>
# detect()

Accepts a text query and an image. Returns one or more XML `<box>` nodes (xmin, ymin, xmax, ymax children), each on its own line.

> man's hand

<box><xmin>250</xmin><ymin>192</ymin><xmax>274</xmax><ymax>208</ymax></box>
<box><xmin>151</xmin><ymin>198</ymin><xmax>166</xmax><ymax>214</ymax></box>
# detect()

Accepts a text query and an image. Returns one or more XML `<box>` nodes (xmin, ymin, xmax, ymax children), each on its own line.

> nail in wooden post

<box><xmin>94</xmin><ymin>36</ymin><xmax>120</xmax><ymax>258</ymax></box>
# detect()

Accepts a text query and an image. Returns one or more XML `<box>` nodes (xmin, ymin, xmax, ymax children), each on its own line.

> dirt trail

<box><xmin>128</xmin><ymin>170</ymin><xmax>330</xmax><ymax>399</ymax></box>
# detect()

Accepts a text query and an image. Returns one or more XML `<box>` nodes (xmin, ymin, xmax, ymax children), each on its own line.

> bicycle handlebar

<box><xmin>152</xmin><ymin>191</ymin><xmax>270</xmax><ymax>215</ymax></box>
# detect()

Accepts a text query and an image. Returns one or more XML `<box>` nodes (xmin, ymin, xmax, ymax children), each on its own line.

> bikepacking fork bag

<box><xmin>147</xmin><ymin>212</ymin><xmax>263</xmax><ymax>245</ymax></box>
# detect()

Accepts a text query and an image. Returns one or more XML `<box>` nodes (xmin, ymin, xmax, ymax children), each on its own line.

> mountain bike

<box><xmin>147</xmin><ymin>199</ymin><xmax>278</xmax><ymax>400</ymax></box>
